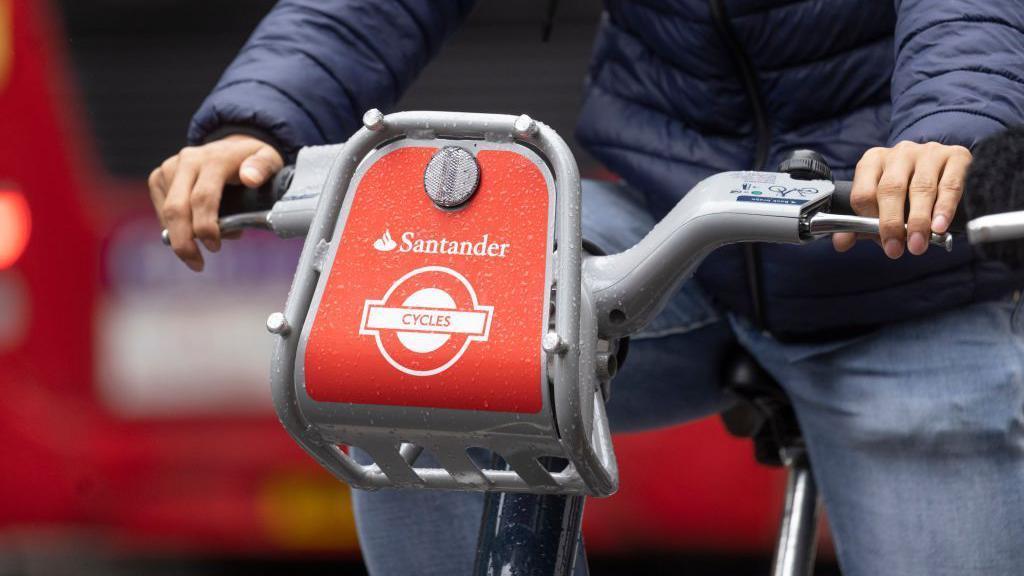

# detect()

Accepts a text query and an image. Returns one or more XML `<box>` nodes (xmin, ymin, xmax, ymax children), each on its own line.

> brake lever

<box><xmin>804</xmin><ymin>212</ymin><xmax>953</xmax><ymax>252</ymax></box>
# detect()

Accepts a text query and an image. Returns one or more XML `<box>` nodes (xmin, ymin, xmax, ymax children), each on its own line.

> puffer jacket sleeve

<box><xmin>890</xmin><ymin>0</ymin><xmax>1024</xmax><ymax>149</ymax></box>
<box><xmin>187</xmin><ymin>0</ymin><xmax>476</xmax><ymax>159</ymax></box>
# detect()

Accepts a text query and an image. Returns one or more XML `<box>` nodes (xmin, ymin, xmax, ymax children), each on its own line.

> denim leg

<box><xmin>732</xmin><ymin>297</ymin><xmax>1024</xmax><ymax>576</ymax></box>
<box><xmin>351</xmin><ymin>488</ymin><xmax>484</xmax><ymax>575</ymax></box>
<box><xmin>351</xmin><ymin>448</ymin><xmax>485</xmax><ymax>575</ymax></box>
<box><xmin>580</xmin><ymin>179</ymin><xmax>661</xmax><ymax>255</ymax></box>
<box><xmin>607</xmin><ymin>316</ymin><xmax>734</xmax><ymax>432</ymax></box>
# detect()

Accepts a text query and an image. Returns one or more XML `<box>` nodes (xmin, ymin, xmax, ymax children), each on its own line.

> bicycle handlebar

<box><xmin>164</xmin><ymin>112</ymin><xmax>1024</xmax><ymax>501</ymax></box>
<box><xmin>160</xmin><ymin>165</ymin><xmax>295</xmax><ymax>246</ymax></box>
<box><xmin>829</xmin><ymin>180</ymin><xmax>854</xmax><ymax>215</ymax></box>
<box><xmin>829</xmin><ymin>179</ymin><xmax>968</xmax><ymax>230</ymax></box>
<box><xmin>809</xmin><ymin>180</ymin><xmax>953</xmax><ymax>250</ymax></box>
<box><xmin>804</xmin><ymin>212</ymin><xmax>953</xmax><ymax>251</ymax></box>
<box><xmin>161</xmin><ymin>172</ymin><xmax>964</xmax><ymax>253</ymax></box>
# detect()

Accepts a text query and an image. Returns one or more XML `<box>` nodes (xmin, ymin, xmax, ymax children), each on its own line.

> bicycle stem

<box><xmin>584</xmin><ymin>209</ymin><xmax>799</xmax><ymax>339</ymax></box>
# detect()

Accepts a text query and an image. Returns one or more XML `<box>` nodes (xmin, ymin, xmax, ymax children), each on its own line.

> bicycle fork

<box><xmin>475</xmin><ymin>457</ymin><xmax>588</xmax><ymax>576</ymax></box>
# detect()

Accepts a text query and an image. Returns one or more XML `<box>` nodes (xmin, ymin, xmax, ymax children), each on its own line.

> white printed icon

<box><xmin>373</xmin><ymin>229</ymin><xmax>398</xmax><ymax>252</ymax></box>
<box><xmin>360</xmin><ymin>266</ymin><xmax>493</xmax><ymax>377</ymax></box>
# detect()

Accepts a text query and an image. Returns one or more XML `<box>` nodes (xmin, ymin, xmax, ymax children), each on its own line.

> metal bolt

<box><xmin>596</xmin><ymin>352</ymin><xmax>618</xmax><ymax>381</ymax></box>
<box><xmin>933</xmin><ymin>231</ymin><xmax>953</xmax><ymax>252</ymax></box>
<box><xmin>542</xmin><ymin>331</ymin><xmax>567</xmax><ymax>355</ymax></box>
<box><xmin>266</xmin><ymin>312</ymin><xmax>291</xmax><ymax>336</ymax></box>
<box><xmin>161</xmin><ymin>229</ymin><xmax>171</xmax><ymax>246</ymax></box>
<box><xmin>512</xmin><ymin>114</ymin><xmax>538</xmax><ymax>138</ymax></box>
<box><xmin>362</xmin><ymin>108</ymin><xmax>385</xmax><ymax>131</ymax></box>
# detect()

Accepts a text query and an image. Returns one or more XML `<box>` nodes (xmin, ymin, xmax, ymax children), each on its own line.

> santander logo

<box><xmin>373</xmin><ymin>229</ymin><xmax>398</xmax><ymax>252</ymax></box>
<box><xmin>372</xmin><ymin>228</ymin><xmax>511</xmax><ymax>258</ymax></box>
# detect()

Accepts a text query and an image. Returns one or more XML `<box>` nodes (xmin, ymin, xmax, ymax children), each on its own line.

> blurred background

<box><xmin>0</xmin><ymin>1</ymin><xmax>838</xmax><ymax>574</ymax></box>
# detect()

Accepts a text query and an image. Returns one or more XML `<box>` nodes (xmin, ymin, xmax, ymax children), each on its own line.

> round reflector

<box><xmin>423</xmin><ymin>146</ymin><xmax>480</xmax><ymax>208</ymax></box>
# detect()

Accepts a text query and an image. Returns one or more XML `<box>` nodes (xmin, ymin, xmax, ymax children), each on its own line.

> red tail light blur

<box><xmin>0</xmin><ymin>187</ymin><xmax>29</xmax><ymax>269</ymax></box>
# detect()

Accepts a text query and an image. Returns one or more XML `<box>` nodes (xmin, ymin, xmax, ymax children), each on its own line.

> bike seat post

<box><xmin>720</xmin><ymin>349</ymin><xmax>821</xmax><ymax>576</ymax></box>
<box><xmin>772</xmin><ymin>447</ymin><xmax>821</xmax><ymax>576</ymax></box>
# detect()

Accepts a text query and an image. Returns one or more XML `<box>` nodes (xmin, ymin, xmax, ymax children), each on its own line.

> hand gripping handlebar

<box><xmin>160</xmin><ymin>166</ymin><xmax>295</xmax><ymax>246</ymax></box>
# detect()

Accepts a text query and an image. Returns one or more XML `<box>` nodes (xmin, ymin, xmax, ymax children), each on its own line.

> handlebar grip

<box><xmin>161</xmin><ymin>165</ymin><xmax>295</xmax><ymax>246</ymax></box>
<box><xmin>830</xmin><ymin>180</ymin><xmax>855</xmax><ymax>215</ymax></box>
<box><xmin>829</xmin><ymin>179</ymin><xmax>966</xmax><ymax>231</ymax></box>
<box><xmin>218</xmin><ymin>165</ymin><xmax>295</xmax><ymax>217</ymax></box>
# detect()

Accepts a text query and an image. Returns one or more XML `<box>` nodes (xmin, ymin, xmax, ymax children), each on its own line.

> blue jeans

<box><xmin>353</xmin><ymin>180</ymin><xmax>1024</xmax><ymax>576</ymax></box>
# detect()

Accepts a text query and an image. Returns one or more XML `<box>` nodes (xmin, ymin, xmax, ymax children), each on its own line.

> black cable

<box><xmin>709</xmin><ymin>0</ymin><xmax>772</xmax><ymax>328</ymax></box>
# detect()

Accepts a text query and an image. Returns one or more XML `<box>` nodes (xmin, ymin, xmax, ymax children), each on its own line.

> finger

<box><xmin>157</xmin><ymin>155</ymin><xmax>178</xmax><ymax>191</ymax></box>
<box><xmin>905</xmin><ymin>144</ymin><xmax>945</xmax><ymax>255</ymax></box>
<box><xmin>850</xmin><ymin>147</ymin><xmax>886</xmax><ymax>218</ymax></box>
<box><xmin>876</xmin><ymin>143</ymin><xmax>917</xmax><ymax>259</ymax></box>
<box><xmin>833</xmin><ymin>232</ymin><xmax>879</xmax><ymax>252</ymax></box>
<box><xmin>239</xmin><ymin>144</ymin><xmax>285</xmax><ymax>188</ymax></box>
<box><xmin>933</xmin><ymin>146</ymin><xmax>971</xmax><ymax>234</ymax></box>
<box><xmin>222</xmin><ymin>230</ymin><xmax>244</xmax><ymax>240</ymax></box>
<box><xmin>149</xmin><ymin>156</ymin><xmax>179</xmax><ymax>226</ymax></box>
<box><xmin>148</xmin><ymin>168</ymin><xmax>168</xmax><ymax>227</ymax></box>
<box><xmin>836</xmin><ymin>149</ymin><xmax>885</xmax><ymax>253</ymax></box>
<box><xmin>833</xmin><ymin>232</ymin><xmax>857</xmax><ymax>252</ymax></box>
<box><xmin>191</xmin><ymin>165</ymin><xmax>230</xmax><ymax>253</ymax></box>
<box><xmin>162</xmin><ymin>151</ymin><xmax>203</xmax><ymax>271</ymax></box>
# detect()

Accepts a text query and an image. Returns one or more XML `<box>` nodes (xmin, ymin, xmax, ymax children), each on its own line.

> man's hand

<box><xmin>833</xmin><ymin>141</ymin><xmax>972</xmax><ymax>258</ymax></box>
<box><xmin>149</xmin><ymin>135</ymin><xmax>284</xmax><ymax>271</ymax></box>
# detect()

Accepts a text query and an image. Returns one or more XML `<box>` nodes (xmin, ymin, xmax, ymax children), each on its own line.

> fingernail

<box><xmin>187</xmin><ymin>258</ymin><xmax>204</xmax><ymax>272</ymax></box>
<box><xmin>908</xmin><ymin>232</ymin><xmax>926</xmax><ymax>255</ymax></box>
<box><xmin>241</xmin><ymin>165</ymin><xmax>262</xmax><ymax>183</ymax></box>
<box><xmin>201</xmin><ymin>238</ymin><xmax>220</xmax><ymax>252</ymax></box>
<box><xmin>932</xmin><ymin>214</ymin><xmax>948</xmax><ymax>233</ymax></box>
<box><xmin>884</xmin><ymin>238</ymin><xmax>903</xmax><ymax>259</ymax></box>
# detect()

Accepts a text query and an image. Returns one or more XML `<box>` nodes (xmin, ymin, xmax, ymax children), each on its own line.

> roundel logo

<box><xmin>359</xmin><ymin>266</ymin><xmax>493</xmax><ymax>376</ymax></box>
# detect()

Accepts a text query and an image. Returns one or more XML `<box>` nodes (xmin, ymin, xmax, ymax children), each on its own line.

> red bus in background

<box><xmin>0</xmin><ymin>0</ymin><xmax>798</xmax><ymax>562</ymax></box>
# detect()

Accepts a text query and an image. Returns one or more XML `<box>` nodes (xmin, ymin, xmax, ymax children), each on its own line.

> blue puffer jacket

<box><xmin>190</xmin><ymin>0</ymin><xmax>1024</xmax><ymax>336</ymax></box>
